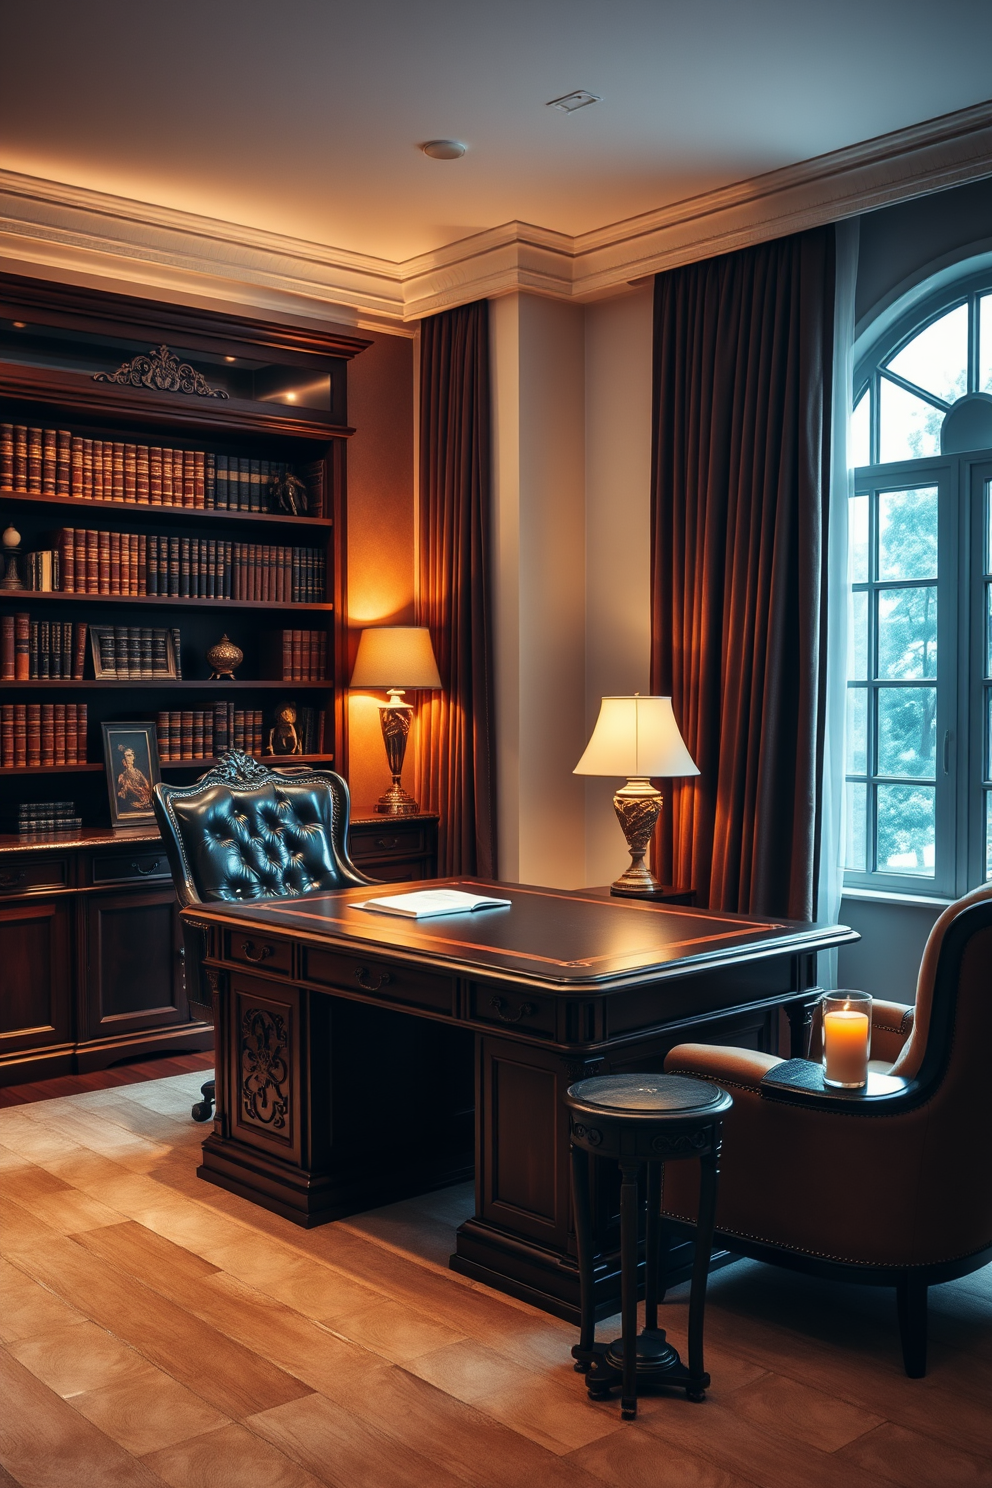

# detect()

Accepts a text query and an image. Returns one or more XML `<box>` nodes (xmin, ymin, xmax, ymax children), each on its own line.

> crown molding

<box><xmin>2</xmin><ymin>99</ymin><xmax>991</xmax><ymax>327</ymax></box>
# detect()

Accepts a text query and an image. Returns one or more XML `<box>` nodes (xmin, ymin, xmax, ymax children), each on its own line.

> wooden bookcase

<box><xmin>0</xmin><ymin>271</ymin><xmax>375</xmax><ymax>1083</ymax></box>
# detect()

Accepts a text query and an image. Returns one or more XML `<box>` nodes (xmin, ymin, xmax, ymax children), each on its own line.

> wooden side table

<box><xmin>566</xmin><ymin>1073</ymin><xmax>733</xmax><ymax>1418</ymax></box>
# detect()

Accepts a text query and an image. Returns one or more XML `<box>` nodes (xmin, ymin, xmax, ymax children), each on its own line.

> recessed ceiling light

<box><xmin>223</xmin><ymin>355</ymin><xmax>236</xmax><ymax>363</ymax></box>
<box><xmin>546</xmin><ymin>90</ymin><xmax>601</xmax><ymax>113</ymax></box>
<box><xmin>422</xmin><ymin>139</ymin><xmax>467</xmax><ymax>160</ymax></box>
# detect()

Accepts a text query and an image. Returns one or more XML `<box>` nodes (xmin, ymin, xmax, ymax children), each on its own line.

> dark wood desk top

<box><xmin>189</xmin><ymin>877</ymin><xmax>857</xmax><ymax>991</ymax></box>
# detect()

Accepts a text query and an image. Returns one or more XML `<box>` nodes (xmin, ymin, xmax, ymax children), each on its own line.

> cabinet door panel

<box><xmin>0</xmin><ymin>900</ymin><xmax>72</xmax><ymax>1053</ymax></box>
<box><xmin>82</xmin><ymin>887</ymin><xmax>187</xmax><ymax>1039</ymax></box>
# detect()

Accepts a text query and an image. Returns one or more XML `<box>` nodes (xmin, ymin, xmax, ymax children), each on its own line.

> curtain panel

<box><xmin>650</xmin><ymin>227</ymin><xmax>836</xmax><ymax>919</ymax></box>
<box><xmin>415</xmin><ymin>301</ymin><xmax>498</xmax><ymax>877</ymax></box>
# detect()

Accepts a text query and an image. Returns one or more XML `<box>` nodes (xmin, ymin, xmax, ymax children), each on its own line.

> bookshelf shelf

<box><xmin>2</xmin><ymin>591</ymin><xmax>333</xmax><ymax>612</ymax></box>
<box><xmin>0</xmin><ymin>761</ymin><xmax>104</xmax><ymax>775</ymax></box>
<box><xmin>0</xmin><ymin>680</ymin><xmax>331</xmax><ymax>689</ymax></box>
<box><xmin>0</xmin><ymin>488</ymin><xmax>334</xmax><ymax>530</ymax></box>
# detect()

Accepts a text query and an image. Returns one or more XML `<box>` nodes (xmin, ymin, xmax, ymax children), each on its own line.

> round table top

<box><xmin>566</xmin><ymin>1073</ymin><xmax>725</xmax><ymax>1115</ymax></box>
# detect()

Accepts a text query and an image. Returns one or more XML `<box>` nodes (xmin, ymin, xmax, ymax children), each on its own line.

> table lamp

<box><xmin>574</xmin><ymin>695</ymin><xmax>699</xmax><ymax>897</ymax></box>
<box><xmin>350</xmin><ymin>626</ymin><xmax>442</xmax><ymax>815</ymax></box>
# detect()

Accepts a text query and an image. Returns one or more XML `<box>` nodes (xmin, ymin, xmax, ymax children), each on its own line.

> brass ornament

<box><xmin>374</xmin><ymin>702</ymin><xmax>419</xmax><ymax>814</ymax></box>
<box><xmin>94</xmin><ymin>344</ymin><xmax>229</xmax><ymax>399</ymax></box>
<box><xmin>610</xmin><ymin>785</ymin><xmax>665</xmax><ymax>896</ymax></box>
<box><xmin>206</xmin><ymin>634</ymin><xmax>243</xmax><ymax>680</ymax></box>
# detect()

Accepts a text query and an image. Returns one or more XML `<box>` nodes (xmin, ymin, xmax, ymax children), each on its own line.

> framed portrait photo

<box><xmin>101</xmin><ymin>721</ymin><xmax>161</xmax><ymax>826</ymax></box>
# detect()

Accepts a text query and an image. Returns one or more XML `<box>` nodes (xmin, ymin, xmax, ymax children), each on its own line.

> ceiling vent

<box><xmin>546</xmin><ymin>91</ymin><xmax>601</xmax><ymax>113</ymax></box>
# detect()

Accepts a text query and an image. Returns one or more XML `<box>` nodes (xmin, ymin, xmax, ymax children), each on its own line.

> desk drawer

<box><xmin>0</xmin><ymin>857</ymin><xmax>70</xmax><ymax>896</ymax></box>
<box><xmin>90</xmin><ymin>851</ymin><xmax>170</xmax><ymax>885</ymax></box>
<box><xmin>224</xmin><ymin>932</ymin><xmax>293</xmax><ymax>977</ymax></box>
<box><xmin>304</xmin><ymin>946</ymin><xmax>453</xmax><ymax>1014</ymax></box>
<box><xmin>350</xmin><ymin>824</ymin><xmax>427</xmax><ymax>860</ymax></box>
<box><xmin>468</xmin><ymin>984</ymin><xmax>557</xmax><ymax>1038</ymax></box>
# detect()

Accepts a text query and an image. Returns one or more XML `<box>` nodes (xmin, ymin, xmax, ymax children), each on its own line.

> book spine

<box><xmin>169</xmin><ymin>710</ymin><xmax>181</xmax><ymax>760</ymax></box>
<box><xmin>112</xmin><ymin>441</ymin><xmax>125</xmax><ymax>501</ymax></box>
<box><xmin>147</xmin><ymin>535</ymin><xmax>159</xmax><ymax>596</ymax></box>
<box><xmin>194</xmin><ymin>449</ymin><xmax>205</xmax><ymax>509</ymax></box>
<box><xmin>39</xmin><ymin>620</ymin><xmax>50</xmax><ymax>679</ymax></box>
<box><xmin>14</xmin><ymin>611</ymin><xmax>29</xmax><ymax>682</ymax></box>
<box><xmin>138</xmin><ymin>533</ymin><xmax>147</xmax><ymax>596</ymax></box>
<box><xmin>181</xmin><ymin>710</ymin><xmax>193</xmax><ymax>759</ymax></box>
<box><xmin>149</xmin><ymin>446</ymin><xmax>163</xmax><ymax>505</ymax></box>
<box><xmin>114</xmin><ymin>625</ymin><xmax>129</xmax><ymax>680</ymax></box>
<box><xmin>13</xmin><ymin>426</ymin><xmax>28</xmax><ymax>488</ymax></box>
<box><xmin>83</xmin><ymin>438</ymin><xmax>94</xmax><ymax>498</ymax></box>
<box><xmin>180</xmin><ymin>537</ymin><xmax>190</xmax><ymax>598</ymax></box>
<box><xmin>183</xmin><ymin>450</ymin><xmax>195</xmax><ymax>509</ymax></box>
<box><xmin>157</xmin><ymin>711</ymin><xmax>170</xmax><ymax>762</ymax></box>
<box><xmin>215</xmin><ymin>453</ymin><xmax>228</xmax><ymax>510</ymax></box>
<box><xmin>0</xmin><ymin>614</ymin><xmax>13</xmax><ymax>680</ymax></box>
<box><xmin>92</xmin><ymin>439</ymin><xmax>104</xmax><ymax>500</ymax></box>
<box><xmin>109</xmin><ymin>530</ymin><xmax>120</xmax><ymax>595</ymax></box>
<box><xmin>205</xmin><ymin>451</ymin><xmax>216</xmax><ymax>509</ymax></box>
<box><xmin>57</xmin><ymin>430</ymin><xmax>72</xmax><ymax>496</ymax></box>
<box><xmin>27</xmin><ymin>703</ymin><xmax>41</xmax><ymax>766</ymax></box>
<box><xmin>29</xmin><ymin>621</ymin><xmax>39</xmax><ymax>679</ymax></box>
<box><xmin>128</xmin><ymin>626</ymin><xmax>142</xmax><ymax>677</ymax></box>
<box><xmin>14</xmin><ymin>702</ymin><xmax>26</xmax><ymax>766</ymax></box>
<box><xmin>192</xmin><ymin>711</ymin><xmax>205</xmax><ymax>759</ymax></box>
<box><xmin>123</xmin><ymin>441</ymin><xmax>137</xmax><ymax>502</ymax></box>
<box><xmin>0</xmin><ymin>423</ymin><xmax>12</xmax><ymax>488</ymax></box>
<box><xmin>53</xmin><ymin>703</ymin><xmax>66</xmax><ymax>766</ymax></box>
<box><xmin>42</xmin><ymin>427</ymin><xmax>57</xmax><ymax>495</ymax></box>
<box><xmin>136</xmin><ymin>445</ymin><xmax>150</xmax><ymax>505</ymax></box>
<box><xmin>73</xmin><ymin>622</ymin><xmax>87</xmax><ymax>681</ymax></box>
<box><xmin>1</xmin><ymin>704</ymin><xmax>13</xmax><ymax>766</ymax></box>
<box><xmin>78</xmin><ymin>704</ymin><xmax>87</xmax><ymax>763</ymax></box>
<box><xmin>162</xmin><ymin>447</ymin><xmax>174</xmax><ymax>506</ymax></box>
<box><xmin>172</xmin><ymin>628</ymin><xmax>182</xmax><ymax>679</ymax></box>
<box><xmin>70</xmin><ymin>435</ymin><xmax>84</xmax><ymax>497</ymax></box>
<box><xmin>28</xmin><ymin>427</ymin><xmax>42</xmax><ymax>492</ymax></box>
<box><xmin>169</xmin><ymin>537</ymin><xmax>180</xmax><ymax>597</ymax></box>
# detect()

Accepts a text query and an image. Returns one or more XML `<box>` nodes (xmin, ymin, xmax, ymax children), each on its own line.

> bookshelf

<box><xmin>0</xmin><ymin>270</ymin><xmax>371</xmax><ymax>1083</ymax></box>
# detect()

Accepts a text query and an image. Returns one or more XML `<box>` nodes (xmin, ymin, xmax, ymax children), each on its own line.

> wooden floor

<box><xmin>1</xmin><ymin>1070</ymin><xmax>990</xmax><ymax>1488</ymax></box>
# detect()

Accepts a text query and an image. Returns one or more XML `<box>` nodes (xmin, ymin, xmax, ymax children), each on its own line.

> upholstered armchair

<box><xmin>660</xmin><ymin>884</ymin><xmax>992</xmax><ymax>1376</ymax></box>
<box><xmin>152</xmin><ymin>750</ymin><xmax>373</xmax><ymax>1120</ymax></box>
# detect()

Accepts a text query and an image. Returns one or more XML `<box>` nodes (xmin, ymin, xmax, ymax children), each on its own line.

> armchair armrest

<box><xmin>760</xmin><ymin>1057</ymin><xmax>911</xmax><ymax>1109</ymax></box>
<box><xmin>664</xmin><ymin>1043</ymin><xmax>784</xmax><ymax>1092</ymax></box>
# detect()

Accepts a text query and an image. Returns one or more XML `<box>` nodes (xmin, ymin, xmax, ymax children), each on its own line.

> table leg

<box><xmin>644</xmin><ymin>1160</ymin><xmax>662</xmax><ymax>1332</ymax></box>
<box><xmin>686</xmin><ymin>1132</ymin><xmax>720</xmax><ymax>1400</ymax></box>
<box><xmin>570</xmin><ymin>1144</ymin><xmax>596</xmax><ymax>1364</ymax></box>
<box><xmin>619</xmin><ymin>1159</ymin><xmax>641</xmax><ymax>1419</ymax></box>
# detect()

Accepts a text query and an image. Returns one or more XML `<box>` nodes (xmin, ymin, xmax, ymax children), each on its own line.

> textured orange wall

<box><xmin>344</xmin><ymin>330</ymin><xmax>416</xmax><ymax>816</ymax></box>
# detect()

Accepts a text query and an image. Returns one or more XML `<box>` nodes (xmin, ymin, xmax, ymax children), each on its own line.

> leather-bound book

<box><xmin>53</xmin><ymin>703</ymin><xmax>66</xmax><ymax>766</ymax></box>
<box><xmin>232</xmin><ymin>707</ymin><xmax>244</xmax><ymax>751</ymax></box>
<box><xmin>161</xmin><ymin>447</ymin><xmax>174</xmax><ymax>506</ymax></box>
<box><xmin>319</xmin><ymin>631</ymin><xmax>326</xmax><ymax>680</ymax></box>
<box><xmin>70</xmin><ymin>435</ymin><xmax>84</xmax><ymax>497</ymax></box>
<box><xmin>123</xmin><ymin>442</ymin><xmax>137</xmax><ymax>502</ymax></box>
<box><xmin>28</xmin><ymin>427</ymin><xmax>43</xmax><ymax>492</ymax></box>
<box><xmin>222</xmin><ymin>540</ymin><xmax>232</xmax><ymax>599</ymax></box>
<box><xmin>179</xmin><ymin>537</ymin><xmax>191</xmax><ymax>598</ymax></box>
<box><xmin>290</xmin><ymin>547</ymin><xmax>300</xmax><ymax>603</ymax></box>
<box><xmin>61</xmin><ymin>621</ymin><xmax>72</xmax><ymax>680</ymax></box>
<box><xmin>0</xmin><ymin>422</ymin><xmax>12</xmax><ymax>488</ymax></box>
<box><xmin>189</xmin><ymin>539</ymin><xmax>200</xmax><ymax>599</ymax></box>
<box><xmin>122</xmin><ymin>532</ymin><xmax>132</xmax><ymax>596</ymax></box>
<box><xmin>77</xmin><ymin>703</ymin><xmax>88</xmax><ymax>762</ymax></box>
<box><xmin>13</xmin><ymin>425</ymin><xmax>28</xmax><ymax>488</ymax></box>
<box><xmin>27</xmin><ymin>702</ymin><xmax>42</xmax><ymax>766</ymax></box>
<box><xmin>171</xmin><ymin>627</ymin><xmax>182</xmax><ymax>679</ymax></box>
<box><xmin>137</xmin><ymin>534</ymin><xmax>147</xmax><ymax>596</ymax></box>
<box><xmin>63</xmin><ymin>702</ymin><xmax>76</xmax><ymax>765</ymax></box>
<box><xmin>156</xmin><ymin>711</ymin><xmax>169</xmax><ymax>761</ymax></box>
<box><xmin>205</xmin><ymin>451</ymin><xmax>216</xmax><ymax>508</ymax></box>
<box><xmin>13</xmin><ymin>611</ymin><xmax>29</xmax><ymax>682</ymax></box>
<box><xmin>91</xmin><ymin>439</ymin><xmax>103</xmax><ymax>499</ymax></box>
<box><xmin>290</xmin><ymin>629</ymin><xmax>302</xmax><ymax>680</ymax></box>
<box><xmin>206</xmin><ymin>539</ymin><xmax>216</xmax><ymax>600</ymax></box>
<box><xmin>28</xmin><ymin>621</ymin><xmax>39</xmax><ymax>679</ymax></box>
<box><xmin>73</xmin><ymin>622</ymin><xmax>87</xmax><ymax>681</ymax></box>
<box><xmin>42</xmin><ymin>427</ymin><xmax>57</xmax><ymax>494</ymax></box>
<box><xmin>168</xmin><ymin>710</ymin><xmax>181</xmax><ymax>760</ymax></box>
<box><xmin>13</xmin><ymin>702</ymin><xmax>27</xmax><ymax>766</ymax></box>
<box><xmin>136</xmin><ymin>445</ymin><xmax>150</xmax><ymax>505</ymax></box>
<box><xmin>183</xmin><ymin>450</ymin><xmax>196</xmax><ymax>509</ymax></box>
<box><xmin>128</xmin><ymin>626</ymin><xmax>142</xmax><ymax>677</ymax></box>
<box><xmin>0</xmin><ymin>614</ymin><xmax>13</xmax><ymax>680</ymax></box>
<box><xmin>109</xmin><ymin>530</ymin><xmax>121</xmax><ymax>595</ymax></box>
<box><xmin>253</xmin><ymin>709</ymin><xmax>263</xmax><ymax>756</ymax></box>
<box><xmin>149</xmin><ymin>446</ymin><xmax>163</xmax><ymax>504</ymax></box>
<box><xmin>56</xmin><ymin>430</ymin><xmax>72</xmax><ymax>496</ymax></box>
<box><xmin>39</xmin><ymin>619</ymin><xmax>50</xmax><ymax>679</ymax></box>
<box><xmin>82</xmin><ymin>438</ymin><xmax>94</xmax><ymax>498</ymax></box>
<box><xmin>215</xmin><ymin>453</ymin><xmax>228</xmax><ymax>510</ymax></box>
<box><xmin>113</xmin><ymin>626</ymin><xmax>129</xmax><ymax>680</ymax></box>
<box><xmin>169</xmin><ymin>537</ymin><xmax>180</xmax><ymax>597</ymax></box>
<box><xmin>180</xmin><ymin>710</ymin><xmax>194</xmax><ymax>759</ymax></box>
<box><xmin>192</xmin><ymin>711</ymin><xmax>205</xmax><ymax>758</ymax></box>
<box><xmin>248</xmin><ymin>458</ymin><xmax>262</xmax><ymax>512</ymax></box>
<box><xmin>194</xmin><ymin>450</ymin><xmax>205</xmax><ymax>509</ymax></box>
<box><xmin>97</xmin><ymin>628</ymin><xmax>115</xmax><ymax>677</ymax></box>
<box><xmin>147</xmin><ymin>535</ymin><xmax>159</xmax><ymax>596</ymax></box>
<box><xmin>236</xmin><ymin>456</ymin><xmax>249</xmax><ymax>510</ymax></box>
<box><xmin>101</xmin><ymin>442</ymin><xmax>113</xmax><ymax>500</ymax></box>
<box><xmin>1</xmin><ymin>704</ymin><xmax>13</xmax><ymax>766</ymax></box>
<box><xmin>152</xmin><ymin>628</ymin><xmax>169</xmax><ymax>675</ymax></box>
<box><xmin>111</xmin><ymin>442</ymin><xmax>125</xmax><ymax>501</ymax></box>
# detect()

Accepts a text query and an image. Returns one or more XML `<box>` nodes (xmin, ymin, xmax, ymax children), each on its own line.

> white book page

<box><xmin>350</xmin><ymin>889</ymin><xmax>512</xmax><ymax>919</ymax></box>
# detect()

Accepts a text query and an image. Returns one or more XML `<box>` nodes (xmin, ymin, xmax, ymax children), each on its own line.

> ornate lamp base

<box><xmin>374</xmin><ymin>698</ymin><xmax>420</xmax><ymax>816</ymax></box>
<box><xmin>610</xmin><ymin>778</ymin><xmax>665</xmax><ymax>897</ymax></box>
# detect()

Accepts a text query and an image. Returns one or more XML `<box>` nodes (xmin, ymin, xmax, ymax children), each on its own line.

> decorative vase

<box><xmin>206</xmin><ymin>634</ymin><xmax>243</xmax><ymax>681</ymax></box>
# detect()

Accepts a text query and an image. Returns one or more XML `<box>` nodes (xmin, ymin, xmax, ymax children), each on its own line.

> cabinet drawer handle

<box><xmin>131</xmin><ymin>859</ymin><xmax>164</xmax><ymax>876</ymax></box>
<box><xmin>0</xmin><ymin>868</ymin><xmax>26</xmax><ymax>889</ymax></box>
<box><xmin>490</xmin><ymin>996</ymin><xmax>537</xmax><ymax>1024</ymax></box>
<box><xmin>355</xmin><ymin>966</ymin><xmax>392</xmax><ymax>992</ymax></box>
<box><xmin>375</xmin><ymin>837</ymin><xmax>399</xmax><ymax>850</ymax></box>
<box><xmin>241</xmin><ymin>940</ymin><xmax>273</xmax><ymax>963</ymax></box>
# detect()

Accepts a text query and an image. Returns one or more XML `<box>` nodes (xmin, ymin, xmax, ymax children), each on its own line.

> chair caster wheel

<box><xmin>686</xmin><ymin>1388</ymin><xmax>706</xmax><ymax>1403</ymax></box>
<box><xmin>191</xmin><ymin>1101</ymin><xmax>212</xmax><ymax>1122</ymax></box>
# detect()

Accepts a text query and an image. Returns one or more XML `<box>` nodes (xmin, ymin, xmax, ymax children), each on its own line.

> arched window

<box><xmin>845</xmin><ymin>277</ymin><xmax>992</xmax><ymax>896</ymax></box>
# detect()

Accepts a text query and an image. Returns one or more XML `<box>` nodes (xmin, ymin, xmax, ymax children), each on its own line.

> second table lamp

<box><xmin>350</xmin><ymin>626</ymin><xmax>442</xmax><ymax>815</ymax></box>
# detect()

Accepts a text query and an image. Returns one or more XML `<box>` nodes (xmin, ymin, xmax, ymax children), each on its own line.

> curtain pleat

<box><xmin>650</xmin><ymin>228</ymin><xmax>835</xmax><ymax>919</ymax></box>
<box><xmin>415</xmin><ymin>302</ymin><xmax>497</xmax><ymax>877</ymax></box>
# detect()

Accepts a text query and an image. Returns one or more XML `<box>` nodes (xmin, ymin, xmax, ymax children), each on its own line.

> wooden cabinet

<box><xmin>0</xmin><ymin>896</ymin><xmax>72</xmax><ymax>1071</ymax></box>
<box><xmin>79</xmin><ymin>885</ymin><xmax>185</xmax><ymax>1049</ymax></box>
<box><xmin>349</xmin><ymin>814</ymin><xmax>438</xmax><ymax>881</ymax></box>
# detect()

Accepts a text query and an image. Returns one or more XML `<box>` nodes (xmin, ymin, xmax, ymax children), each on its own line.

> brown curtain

<box><xmin>651</xmin><ymin>227</ymin><xmax>835</xmax><ymax>919</ymax></box>
<box><xmin>416</xmin><ymin>301</ymin><xmax>497</xmax><ymax>877</ymax></box>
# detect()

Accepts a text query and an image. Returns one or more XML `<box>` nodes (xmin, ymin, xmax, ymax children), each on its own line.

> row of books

<box><xmin>54</xmin><ymin>529</ymin><xmax>325</xmax><ymax>603</ymax></box>
<box><xmin>0</xmin><ymin>425</ymin><xmax>323</xmax><ymax>515</ymax></box>
<box><xmin>94</xmin><ymin>627</ymin><xmax>182</xmax><ymax>680</ymax></box>
<box><xmin>155</xmin><ymin>704</ymin><xmax>326</xmax><ymax>761</ymax></box>
<box><xmin>278</xmin><ymin>629</ymin><xmax>327</xmax><ymax>681</ymax></box>
<box><xmin>0</xmin><ymin>703</ymin><xmax>88</xmax><ymax>767</ymax></box>
<box><xmin>1</xmin><ymin>616</ymin><xmax>87</xmax><ymax>680</ymax></box>
<box><xmin>14</xmin><ymin>801</ymin><xmax>82</xmax><ymax>837</ymax></box>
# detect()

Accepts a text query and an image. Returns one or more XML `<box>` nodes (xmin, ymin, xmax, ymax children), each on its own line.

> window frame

<box><xmin>846</xmin><ymin>272</ymin><xmax>992</xmax><ymax>899</ymax></box>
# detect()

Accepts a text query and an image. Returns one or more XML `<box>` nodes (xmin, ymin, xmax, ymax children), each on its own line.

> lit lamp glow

<box><xmin>821</xmin><ymin>991</ymin><xmax>872</xmax><ymax>1088</ymax></box>
<box><xmin>350</xmin><ymin>627</ymin><xmax>442</xmax><ymax>816</ymax></box>
<box><xmin>574</xmin><ymin>695</ymin><xmax>699</xmax><ymax>898</ymax></box>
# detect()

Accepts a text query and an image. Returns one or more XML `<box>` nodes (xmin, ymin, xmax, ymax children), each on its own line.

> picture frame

<box><xmin>101</xmin><ymin>721</ymin><xmax>161</xmax><ymax>826</ymax></box>
<box><xmin>90</xmin><ymin>625</ymin><xmax>178</xmax><ymax>680</ymax></box>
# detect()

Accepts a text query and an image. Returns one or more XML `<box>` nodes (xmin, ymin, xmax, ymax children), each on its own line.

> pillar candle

<box><xmin>823</xmin><ymin>1008</ymin><xmax>870</xmax><ymax>1087</ymax></box>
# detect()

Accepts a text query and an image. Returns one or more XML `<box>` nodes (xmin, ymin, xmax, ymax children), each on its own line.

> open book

<box><xmin>350</xmin><ymin>889</ymin><xmax>512</xmax><ymax>919</ymax></box>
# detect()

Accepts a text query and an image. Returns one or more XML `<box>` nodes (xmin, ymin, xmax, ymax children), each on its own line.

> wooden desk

<box><xmin>187</xmin><ymin>879</ymin><xmax>856</xmax><ymax>1322</ymax></box>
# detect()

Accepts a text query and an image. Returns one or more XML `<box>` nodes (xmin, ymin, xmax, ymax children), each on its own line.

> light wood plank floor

<box><xmin>1</xmin><ymin>1069</ymin><xmax>990</xmax><ymax>1487</ymax></box>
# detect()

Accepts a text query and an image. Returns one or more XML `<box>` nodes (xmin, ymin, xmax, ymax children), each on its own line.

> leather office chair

<box><xmin>152</xmin><ymin>749</ymin><xmax>373</xmax><ymax>1121</ymax></box>
<box><xmin>659</xmin><ymin>883</ymin><xmax>992</xmax><ymax>1376</ymax></box>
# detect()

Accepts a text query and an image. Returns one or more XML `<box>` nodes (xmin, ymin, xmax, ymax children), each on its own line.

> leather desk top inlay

<box><xmin>197</xmin><ymin>877</ymin><xmax>851</xmax><ymax>988</ymax></box>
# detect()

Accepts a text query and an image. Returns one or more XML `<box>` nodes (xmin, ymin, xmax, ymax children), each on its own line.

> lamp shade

<box><xmin>350</xmin><ymin>627</ymin><xmax>442</xmax><ymax>690</ymax></box>
<box><xmin>573</xmin><ymin>696</ymin><xmax>699</xmax><ymax>778</ymax></box>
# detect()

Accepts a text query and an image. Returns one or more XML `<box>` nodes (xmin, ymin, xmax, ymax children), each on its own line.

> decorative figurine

<box><xmin>206</xmin><ymin>634</ymin><xmax>243</xmax><ymax>680</ymax></box>
<box><xmin>266</xmin><ymin>701</ymin><xmax>302</xmax><ymax>755</ymax></box>
<box><xmin>268</xmin><ymin>470</ymin><xmax>308</xmax><ymax>516</ymax></box>
<box><xmin>1</xmin><ymin>525</ymin><xmax>24</xmax><ymax>591</ymax></box>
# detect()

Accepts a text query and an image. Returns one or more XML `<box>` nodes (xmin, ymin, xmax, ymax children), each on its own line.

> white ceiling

<box><xmin>2</xmin><ymin>0</ymin><xmax>991</xmax><ymax>266</ymax></box>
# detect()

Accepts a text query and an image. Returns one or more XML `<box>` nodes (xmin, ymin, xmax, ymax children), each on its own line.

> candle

<box><xmin>823</xmin><ymin>1007</ymin><xmax>870</xmax><ymax>1087</ymax></box>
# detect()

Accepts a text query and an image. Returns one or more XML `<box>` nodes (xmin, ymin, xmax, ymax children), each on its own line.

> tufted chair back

<box><xmin>152</xmin><ymin>750</ymin><xmax>372</xmax><ymax>911</ymax></box>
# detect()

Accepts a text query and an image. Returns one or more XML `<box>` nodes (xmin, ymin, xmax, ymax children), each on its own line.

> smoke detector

<box><xmin>422</xmin><ymin>140</ymin><xmax>467</xmax><ymax>160</ymax></box>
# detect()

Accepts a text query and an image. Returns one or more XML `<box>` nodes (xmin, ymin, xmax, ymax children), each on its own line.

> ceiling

<box><xmin>2</xmin><ymin>0</ymin><xmax>992</xmax><ymax>267</ymax></box>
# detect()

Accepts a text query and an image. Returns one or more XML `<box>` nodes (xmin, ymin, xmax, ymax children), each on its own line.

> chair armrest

<box><xmin>870</xmin><ymin>1001</ymin><xmax>914</xmax><ymax>1064</ymax></box>
<box><xmin>664</xmin><ymin>1043</ymin><xmax>785</xmax><ymax>1092</ymax></box>
<box><xmin>760</xmin><ymin>1057</ymin><xmax>912</xmax><ymax>1109</ymax></box>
